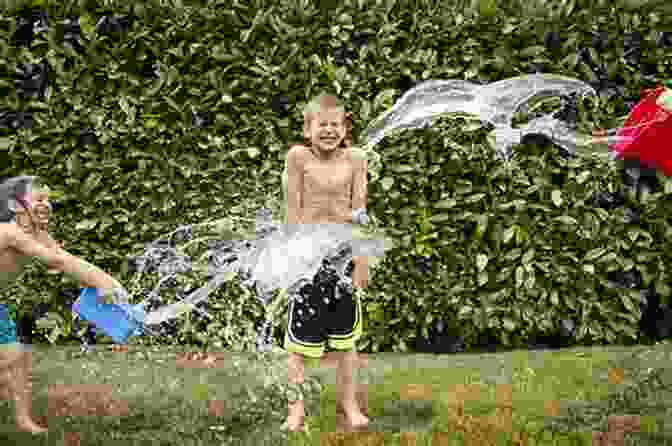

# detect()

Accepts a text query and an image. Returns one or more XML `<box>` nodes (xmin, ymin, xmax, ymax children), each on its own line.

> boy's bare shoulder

<box><xmin>287</xmin><ymin>145</ymin><xmax>310</xmax><ymax>161</ymax></box>
<box><xmin>287</xmin><ymin>145</ymin><xmax>310</xmax><ymax>164</ymax></box>
<box><xmin>288</xmin><ymin>144</ymin><xmax>309</xmax><ymax>154</ymax></box>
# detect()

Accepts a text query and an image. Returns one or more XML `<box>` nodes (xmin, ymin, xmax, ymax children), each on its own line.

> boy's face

<box><xmin>309</xmin><ymin>109</ymin><xmax>346</xmax><ymax>154</ymax></box>
<box><xmin>14</xmin><ymin>188</ymin><xmax>51</xmax><ymax>231</ymax></box>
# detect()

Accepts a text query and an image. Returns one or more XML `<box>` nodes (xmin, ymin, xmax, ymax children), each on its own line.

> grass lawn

<box><xmin>0</xmin><ymin>342</ymin><xmax>671</xmax><ymax>445</ymax></box>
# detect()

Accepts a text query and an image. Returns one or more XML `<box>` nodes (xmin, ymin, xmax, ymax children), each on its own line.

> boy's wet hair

<box><xmin>0</xmin><ymin>176</ymin><xmax>41</xmax><ymax>222</ymax></box>
<box><xmin>302</xmin><ymin>93</ymin><xmax>353</xmax><ymax>148</ymax></box>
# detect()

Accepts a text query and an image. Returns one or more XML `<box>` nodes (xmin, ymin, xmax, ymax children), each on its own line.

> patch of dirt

<box><xmin>47</xmin><ymin>384</ymin><xmax>129</xmax><ymax>418</ymax></box>
<box><xmin>174</xmin><ymin>351</ymin><xmax>228</xmax><ymax>369</ymax></box>
<box><xmin>62</xmin><ymin>431</ymin><xmax>81</xmax><ymax>446</ymax></box>
<box><xmin>607</xmin><ymin>367</ymin><xmax>625</xmax><ymax>385</ymax></box>
<box><xmin>109</xmin><ymin>345</ymin><xmax>129</xmax><ymax>353</ymax></box>
<box><xmin>592</xmin><ymin>415</ymin><xmax>641</xmax><ymax>446</ymax></box>
<box><xmin>320</xmin><ymin>432</ymin><xmax>384</xmax><ymax>445</ymax></box>
<box><xmin>400</xmin><ymin>384</ymin><xmax>434</xmax><ymax>401</ymax></box>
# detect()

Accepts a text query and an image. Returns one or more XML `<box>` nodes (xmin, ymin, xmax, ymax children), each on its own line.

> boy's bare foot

<box><xmin>341</xmin><ymin>405</ymin><xmax>369</xmax><ymax>430</ymax></box>
<box><xmin>16</xmin><ymin>416</ymin><xmax>47</xmax><ymax>434</ymax></box>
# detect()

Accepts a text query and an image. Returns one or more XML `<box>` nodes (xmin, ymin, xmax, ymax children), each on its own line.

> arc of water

<box><xmin>122</xmin><ymin>74</ymin><xmax>664</xmax><ymax>336</ymax></box>
<box><xmin>359</xmin><ymin>73</ymin><xmax>657</xmax><ymax>162</ymax></box>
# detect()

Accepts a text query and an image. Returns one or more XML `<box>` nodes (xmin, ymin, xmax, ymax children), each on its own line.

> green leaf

<box><xmin>515</xmin><ymin>266</ymin><xmax>525</xmax><ymax>288</ymax></box>
<box><xmin>380</xmin><ymin>177</ymin><xmax>394</xmax><ymax>191</ymax></box>
<box><xmin>655</xmin><ymin>281</ymin><xmax>671</xmax><ymax>297</ymax></box>
<box><xmin>434</xmin><ymin>199</ymin><xmax>457</xmax><ymax>209</ymax></box>
<box><xmin>503</xmin><ymin>248</ymin><xmax>522</xmax><ymax>262</ymax></box>
<box><xmin>503</xmin><ymin>225</ymin><xmax>516</xmax><ymax>244</ymax></box>
<box><xmin>522</xmin><ymin>249</ymin><xmax>535</xmax><ymax>265</ymax></box>
<box><xmin>247</xmin><ymin>147</ymin><xmax>260</xmax><ymax>158</ymax></box>
<box><xmin>458</xmin><ymin>305</ymin><xmax>473</xmax><ymax>319</ymax></box>
<box><xmin>554</xmin><ymin>215</ymin><xmax>578</xmax><ymax>225</ymax></box>
<box><xmin>119</xmin><ymin>96</ymin><xmax>131</xmax><ymax>117</ymax></box>
<box><xmin>144</xmin><ymin>118</ymin><xmax>160</xmax><ymax>129</ymax></box>
<box><xmin>551</xmin><ymin>189</ymin><xmax>563</xmax><ymax>207</ymax></box>
<box><xmin>75</xmin><ymin>219</ymin><xmax>98</xmax><ymax>231</ymax></box>
<box><xmin>524</xmin><ymin>273</ymin><xmax>536</xmax><ymax>290</ymax></box>
<box><xmin>0</xmin><ymin>137</ymin><xmax>14</xmax><ymax>150</ymax></box>
<box><xmin>477</xmin><ymin>271</ymin><xmax>489</xmax><ymax>286</ymax></box>
<box><xmin>392</xmin><ymin>165</ymin><xmax>414</xmax><ymax>173</ymax></box>
<box><xmin>519</xmin><ymin>46</ymin><xmax>546</xmax><ymax>58</ymax></box>
<box><xmin>465</xmin><ymin>193</ymin><xmax>486</xmax><ymax>204</ymax></box>
<box><xmin>502</xmin><ymin>23</ymin><xmax>517</xmax><ymax>34</ymax></box>
<box><xmin>575</xmin><ymin>171</ymin><xmax>591</xmax><ymax>184</ymax></box>
<box><xmin>165</xmin><ymin>97</ymin><xmax>181</xmax><ymax>113</ymax></box>
<box><xmin>585</xmin><ymin>247</ymin><xmax>606</xmax><ymax>262</ymax></box>
<box><xmin>430</xmin><ymin>214</ymin><xmax>452</xmax><ymax>223</ymax></box>
<box><xmin>454</xmin><ymin>180</ymin><xmax>473</xmax><ymax>195</ymax></box>
<box><xmin>550</xmin><ymin>290</ymin><xmax>559</xmax><ymax>306</ymax></box>
<box><xmin>621</xmin><ymin>293</ymin><xmax>635</xmax><ymax>313</ymax></box>
<box><xmin>476</xmin><ymin>253</ymin><xmax>489</xmax><ymax>271</ymax></box>
<box><xmin>515</xmin><ymin>226</ymin><xmax>528</xmax><ymax>244</ymax></box>
<box><xmin>582</xmin><ymin>264</ymin><xmax>595</xmax><ymax>274</ymax></box>
<box><xmin>474</xmin><ymin>214</ymin><xmax>489</xmax><ymax>239</ymax></box>
<box><xmin>501</xmin><ymin>317</ymin><xmax>517</xmax><ymax>332</ymax></box>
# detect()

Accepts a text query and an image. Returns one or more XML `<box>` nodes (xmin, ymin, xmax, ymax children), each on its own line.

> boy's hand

<box><xmin>657</xmin><ymin>89</ymin><xmax>672</xmax><ymax>112</ymax></box>
<box><xmin>99</xmin><ymin>287</ymin><xmax>130</xmax><ymax>305</ymax></box>
<box><xmin>352</xmin><ymin>256</ymin><xmax>369</xmax><ymax>289</ymax></box>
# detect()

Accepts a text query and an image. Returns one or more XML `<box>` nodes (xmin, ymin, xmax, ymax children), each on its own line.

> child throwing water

<box><xmin>0</xmin><ymin>176</ymin><xmax>127</xmax><ymax>433</ymax></box>
<box><xmin>282</xmin><ymin>94</ymin><xmax>370</xmax><ymax>431</ymax></box>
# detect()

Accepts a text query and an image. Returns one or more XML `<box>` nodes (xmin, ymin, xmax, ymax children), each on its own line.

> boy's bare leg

<box><xmin>334</xmin><ymin>350</ymin><xmax>368</xmax><ymax>428</ymax></box>
<box><xmin>285</xmin><ymin>352</ymin><xmax>305</xmax><ymax>430</ymax></box>
<box><xmin>0</xmin><ymin>349</ymin><xmax>46</xmax><ymax>433</ymax></box>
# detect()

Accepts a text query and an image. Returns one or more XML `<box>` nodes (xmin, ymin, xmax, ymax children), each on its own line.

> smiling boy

<box><xmin>283</xmin><ymin>94</ymin><xmax>369</xmax><ymax>431</ymax></box>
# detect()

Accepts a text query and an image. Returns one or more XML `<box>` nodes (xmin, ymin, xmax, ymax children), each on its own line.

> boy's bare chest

<box><xmin>302</xmin><ymin>158</ymin><xmax>353</xmax><ymax>196</ymax></box>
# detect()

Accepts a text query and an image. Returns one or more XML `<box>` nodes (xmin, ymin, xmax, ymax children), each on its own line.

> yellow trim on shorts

<box><xmin>284</xmin><ymin>290</ymin><xmax>325</xmax><ymax>358</ymax></box>
<box><xmin>327</xmin><ymin>288</ymin><xmax>363</xmax><ymax>350</ymax></box>
<box><xmin>284</xmin><ymin>287</ymin><xmax>365</xmax><ymax>357</ymax></box>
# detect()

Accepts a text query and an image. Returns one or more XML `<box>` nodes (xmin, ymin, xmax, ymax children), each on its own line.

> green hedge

<box><xmin>1</xmin><ymin>0</ymin><xmax>671</xmax><ymax>351</ymax></box>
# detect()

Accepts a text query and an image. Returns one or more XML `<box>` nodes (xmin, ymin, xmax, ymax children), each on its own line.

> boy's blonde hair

<box><xmin>302</xmin><ymin>93</ymin><xmax>353</xmax><ymax>149</ymax></box>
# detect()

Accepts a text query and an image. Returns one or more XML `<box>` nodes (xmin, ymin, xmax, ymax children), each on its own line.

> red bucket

<box><xmin>610</xmin><ymin>86</ymin><xmax>672</xmax><ymax>175</ymax></box>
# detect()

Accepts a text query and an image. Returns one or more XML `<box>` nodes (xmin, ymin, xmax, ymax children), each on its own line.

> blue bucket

<box><xmin>72</xmin><ymin>288</ymin><xmax>145</xmax><ymax>344</ymax></box>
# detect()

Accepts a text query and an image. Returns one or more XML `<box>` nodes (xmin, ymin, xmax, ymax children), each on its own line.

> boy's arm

<box><xmin>5</xmin><ymin>224</ymin><xmax>122</xmax><ymax>292</ymax></box>
<box><xmin>351</xmin><ymin>151</ymin><xmax>369</xmax><ymax>288</ymax></box>
<box><xmin>285</xmin><ymin>146</ymin><xmax>304</xmax><ymax>227</ymax></box>
<box><xmin>657</xmin><ymin>89</ymin><xmax>672</xmax><ymax>112</ymax></box>
<box><xmin>351</xmin><ymin>151</ymin><xmax>368</xmax><ymax>214</ymax></box>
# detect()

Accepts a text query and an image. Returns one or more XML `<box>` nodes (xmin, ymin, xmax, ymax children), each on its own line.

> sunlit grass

<box><xmin>0</xmin><ymin>344</ymin><xmax>670</xmax><ymax>445</ymax></box>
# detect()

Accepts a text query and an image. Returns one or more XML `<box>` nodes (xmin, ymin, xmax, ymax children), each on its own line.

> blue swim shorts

<box><xmin>0</xmin><ymin>304</ymin><xmax>18</xmax><ymax>344</ymax></box>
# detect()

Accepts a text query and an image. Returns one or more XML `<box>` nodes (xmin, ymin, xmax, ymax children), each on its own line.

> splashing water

<box><xmin>363</xmin><ymin>74</ymin><xmax>662</xmax><ymax>161</ymax></box>
<box><xmin>77</xmin><ymin>74</ymin><xmax>667</xmax><ymax>353</ymax></box>
<box><xmin>59</xmin><ymin>74</ymin><xmax>672</xmax><ymax>435</ymax></box>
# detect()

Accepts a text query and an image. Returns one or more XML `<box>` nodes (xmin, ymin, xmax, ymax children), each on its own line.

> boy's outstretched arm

<box><xmin>4</xmin><ymin>224</ymin><xmax>122</xmax><ymax>294</ymax></box>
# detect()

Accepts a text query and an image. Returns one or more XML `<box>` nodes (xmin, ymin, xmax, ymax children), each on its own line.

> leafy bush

<box><xmin>0</xmin><ymin>0</ymin><xmax>670</xmax><ymax>353</ymax></box>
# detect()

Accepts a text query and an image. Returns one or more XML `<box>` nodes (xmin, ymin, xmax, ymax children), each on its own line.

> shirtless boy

<box><xmin>0</xmin><ymin>176</ymin><xmax>126</xmax><ymax>433</ymax></box>
<box><xmin>283</xmin><ymin>94</ymin><xmax>370</xmax><ymax>431</ymax></box>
